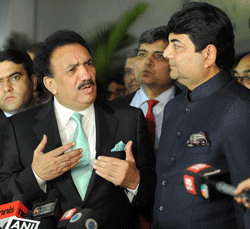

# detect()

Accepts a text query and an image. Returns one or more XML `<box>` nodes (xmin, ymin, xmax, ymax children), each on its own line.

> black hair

<box><xmin>138</xmin><ymin>26</ymin><xmax>169</xmax><ymax>49</ymax></box>
<box><xmin>167</xmin><ymin>2</ymin><xmax>235</xmax><ymax>70</ymax></box>
<box><xmin>33</xmin><ymin>30</ymin><xmax>91</xmax><ymax>83</ymax></box>
<box><xmin>0</xmin><ymin>49</ymin><xmax>34</xmax><ymax>78</ymax></box>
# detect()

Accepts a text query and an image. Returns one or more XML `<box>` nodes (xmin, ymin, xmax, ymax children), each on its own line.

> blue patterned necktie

<box><xmin>70</xmin><ymin>112</ymin><xmax>92</xmax><ymax>200</ymax></box>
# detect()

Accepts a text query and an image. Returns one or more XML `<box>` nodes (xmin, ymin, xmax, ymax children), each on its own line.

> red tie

<box><xmin>145</xmin><ymin>100</ymin><xmax>159</xmax><ymax>146</ymax></box>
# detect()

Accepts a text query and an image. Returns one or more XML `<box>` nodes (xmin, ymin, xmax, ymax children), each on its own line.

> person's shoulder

<box><xmin>111</xmin><ymin>91</ymin><xmax>137</xmax><ymax>108</ymax></box>
<box><xmin>221</xmin><ymin>80</ymin><xmax>250</xmax><ymax>104</ymax></box>
<box><xmin>10</xmin><ymin>100</ymin><xmax>51</xmax><ymax>123</ymax></box>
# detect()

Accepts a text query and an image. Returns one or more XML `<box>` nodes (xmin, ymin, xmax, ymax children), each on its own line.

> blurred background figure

<box><xmin>0</xmin><ymin>49</ymin><xmax>37</xmax><ymax>117</ymax></box>
<box><xmin>124</xmin><ymin>49</ymin><xmax>140</xmax><ymax>95</ymax></box>
<box><xmin>232</xmin><ymin>51</ymin><xmax>250</xmax><ymax>89</ymax></box>
<box><xmin>27</xmin><ymin>42</ymin><xmax>52</xmax><ymax>105</ymax></box>
<box><xmin>106</xmin><ymin>76</ymin><xmax>126</xmax><ymax>100</ymax></box>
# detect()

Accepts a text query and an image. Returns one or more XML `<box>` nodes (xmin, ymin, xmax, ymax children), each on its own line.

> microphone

<box><xmin>183</xmin><ymin>163</ymin><xmax>250</xmax><ymax>202</ymax></box>
<box><xmin>0</xmin><ymin>195</ymin><xmax>29</xmax><ymax>228</ymax></box>
<box><xmin>66</xmin><ymin>208</ymin><xmax>100</xmax><ymax>229</ymax></box>
<box><xmin>3</xmin><ymin>217</ymin><xmax>40</xmax><ymax>229</ymax></box>
<box><xmin>57</xmin><ymin>207</ymin><xmax>82</xmax><ymax>229</ymax></box>
<box><xmin>31</xmin><ymin>189</ymin><xmax>61</xmax><ymax>229</ymax></box>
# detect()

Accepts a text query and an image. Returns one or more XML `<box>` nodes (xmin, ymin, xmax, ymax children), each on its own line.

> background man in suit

<box><xmin>153</xmin><ymin>2</ymin><xmax>250</xmax><ymax>229</ymax></box>
<box><xmin>0</xmin><ymin>30</ymin><xmax>156</xmax><ymax>228</ymax></box>
<box><xmin>123</xmin><ymin>48</ymin><xmax>140</xmax><ymax>95</ymax></box>
<box><xmin>232</xmin><ymin>51</ymin><xmax>250</xmax><ymax>89</ymax></box>
<box><xmin>113</xmin><ymin>26</ymin><xmax>181</xmax><ymax>154</ymax></box>
<box><xmin>0</xmin><ymin>49</ymin><xmax>37</xmax><ymax>117</ymax></box>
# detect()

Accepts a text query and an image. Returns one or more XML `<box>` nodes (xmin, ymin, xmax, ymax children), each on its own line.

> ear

<box><xmin>43</xmin><ymin>76</ymin><xmax>57</xmax><ymax>95</ymax></box>
<box><xmin>203</xmin><ymin>44</ymin><xmax>217</xmax><ymax>69</ymax></box>
<box><xmin>31</xmin><ymin>74</ymin><xmax>38</xmax><ymax>91</ymax></box>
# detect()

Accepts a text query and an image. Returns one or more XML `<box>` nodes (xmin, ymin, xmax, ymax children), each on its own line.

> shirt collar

<box><xmin>131</xmin><ymin>85</ymin><xmax>176</xmax><ymax>107</ymax></box>
<box><xmin>189</xmin><ymin>70</ymin><xmax>232</xmax><ymax>102</ymax></box>
<box><xmin>54</xmin><ymin>96</ymin><xmax>95</xmax><ymax>127</ymax></box>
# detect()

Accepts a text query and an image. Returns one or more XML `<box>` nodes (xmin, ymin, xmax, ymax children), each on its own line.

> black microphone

<box><xmin>183</xmin><ymin>163</ymin><xmax>250</xmax><ymax>202</ymax></box>
<box><xmin>57</xmin><ymin>207</ymin><xmax>82</xmax><ymax>229</ymax></box>
<box><xmin>31</xmin><ymin>189</ymin><xmax>61</xmax><ymax>229</ymax></box>
<box><xmin>66</xmin><ymin>209</ymin><xmax>100</xmax><ymax>229</ymax></box>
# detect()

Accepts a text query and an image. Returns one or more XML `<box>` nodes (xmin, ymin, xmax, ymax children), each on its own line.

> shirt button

<box><xmin>162</xmin><ymin>181</ymin><xmax>167</xmax><ymax>186</ymax></box>
<box><xmin>186</xmin><ymin>108</ymin><xmax>191</xmax><ymax>113</ymax></box>
<box><xmin>177</xmin><ymin>131</ymin><xmax>182</xmax><ymax>137</ymax></box>
<box><xmin>171</xmin><ymin>156</ymin><xmax>176</xmax><ymax>162</ymax></box>
<box><xmin>159</xmin><ymin>206</ymin><xmax>164</xmax><ymax>211</ymax></box>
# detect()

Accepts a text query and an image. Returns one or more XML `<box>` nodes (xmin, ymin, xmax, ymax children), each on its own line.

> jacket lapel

<box><xmin>33</xmin><ymin>98</ymin><xmax>82</xmax><ymax>205</ymax></box>
<box><xmin>83</xmin><ymin>98</ymin><xmax>118</xmax><ymax>203</ymax></box>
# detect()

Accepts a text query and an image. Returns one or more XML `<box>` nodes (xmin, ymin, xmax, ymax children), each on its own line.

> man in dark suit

<box><xmin>0</xmin><ymin>30</ymin><xmax>155</xmax><ymax>228</ymax></box>
<box><xmin>112</xmin><ymin>26</ymin><xmax>182</xmax><ymax>155</ymax></box>
<box><xmin>0</xmin><ymin>49</ymin><xmax>37</xmax><ymax>117</ymax></box>
<box><xmin>153</xmin><ymin>2</ymin><xmax>250</xmax><ymax>229</ymax></box>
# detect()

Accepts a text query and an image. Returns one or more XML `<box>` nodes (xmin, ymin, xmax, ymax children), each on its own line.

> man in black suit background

<box><xmin>0</xmin><ymin>30</ymin><xmax>155</xmax><ymax>228</ymax></box>
<box><xmin>0</xmin><ymin>50</ymin><xmax>37</xmax><ymax>118</ymax></box>
<box><xmin>112</xmin><ymin>26</ymin><xmax>182</xmax><ymax>155</ymax></box>
<box><xmin>154</xmin><ymin>2</ymin><xmax>250</xmax><ymax>229</ymax></box>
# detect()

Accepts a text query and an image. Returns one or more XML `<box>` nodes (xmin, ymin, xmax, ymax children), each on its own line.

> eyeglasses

<box><xmin>232</xmin><ymin>75</ymin><xmax>250</xmax><ymax>85</ymax></box>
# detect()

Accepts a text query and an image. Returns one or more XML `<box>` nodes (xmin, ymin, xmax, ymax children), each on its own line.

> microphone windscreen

<box><xmin>57</xmin><ymin>207</ymin><xmax>81</xmax><ymax>228</ymax></box>
<box><xmin>66</xmin><ymin>209</ymin><xmax>99</xmax><ymax>229</ymax></box>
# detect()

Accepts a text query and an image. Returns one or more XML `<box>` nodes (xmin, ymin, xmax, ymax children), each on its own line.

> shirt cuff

<box><xmin>32</xmin><ymin>167</ymin><xmax>47</xmax><ymax>192</ymax></box>
<box><xmin>125</xmin><ymin>182</ymin><xmax>140</xmax><ymax>203</ymax></box>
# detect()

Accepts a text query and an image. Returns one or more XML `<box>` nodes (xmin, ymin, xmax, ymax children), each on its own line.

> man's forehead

<box><xmin>139</xmin><ymin>40</ymin><xmax>168</xmax><ymax>52</ymax></box>
<box><xmin>0</xmin><ymin>61</ymin><xmax>26</xmax><ymax>78</ymax></box>
<box><xmin>50</xmin><ymin>43</ymin><xmax>91</xmax><ymax>65</ymax></box>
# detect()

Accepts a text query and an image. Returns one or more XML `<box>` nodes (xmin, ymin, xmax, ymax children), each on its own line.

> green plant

<box><xmin>86</xmin><ymin>3</ymin><xmax>149</xmax><ymax>88</ymax></box>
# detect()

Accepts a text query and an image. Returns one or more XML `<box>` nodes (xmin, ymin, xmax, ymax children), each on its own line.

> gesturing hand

<box><xmin>93</xmin><ymin>141</ymin><xmax>140</xmax><ymax>189</ymax></box>
<box><xmin>32</xmin><ymin>135</ymin><xmax>83</xmax><ymax>181</ymax></box>
<box><xmin>234</xmin><ymin>178</ymin><xmax>250</xmax><ymax>208</ymax></box>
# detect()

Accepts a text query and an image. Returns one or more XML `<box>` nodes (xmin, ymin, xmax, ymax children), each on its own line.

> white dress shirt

<box><xmin>130</xmin><ymin>85</ymin><xmax>175</xmax><ymax>151</ymax></box>
<box><xmin>33</xmin><ymin>97</ymin><xmax>137</xmax><ymax>202</ymax></box>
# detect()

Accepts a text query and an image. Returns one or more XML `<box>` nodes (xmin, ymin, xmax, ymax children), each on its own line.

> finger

<box><xmin>57</xmin><ymin>148</ymin><xmax>83</xmax><ymax>165</ymax></box>
<box><xmin>95</xmin><ymin>168</ymin><xmax>117</xmax><ymax>184</ymax></box>
<box><xmin>96</xmin><ymin>156</ymin><xmax>121</xmax><ymax>165</ymax></box>
<box><xmin>125</xmin><ymin>141</ymin><xmax>134</xmax><ymax>162</ymax></box>
<box><xmin>50</xmin><ymin>141</ymin><xmax>77</xmax><ymax>157</ymax></box>
<box><xmin>34</xmin><ymin>135</ymin><xmax>47</xmax><ymax>154</ymax></box>
<box><xmin>93</xmin><ymin>159</ymin><xmax>118</xmax><ymax>173</ymax></box>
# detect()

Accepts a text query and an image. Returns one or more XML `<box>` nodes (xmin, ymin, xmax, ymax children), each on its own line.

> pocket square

<box><xmin>187</xmin><ymin>131</ymin><xmax>209</xmax><ymax>147</ymax></box>
<box><xmin>111</xmin><ymin>141</ymin><xmax>126</xmax><ymax>152</ymax></box>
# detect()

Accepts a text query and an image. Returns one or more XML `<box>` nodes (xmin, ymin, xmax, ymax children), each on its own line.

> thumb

<box><xmin>34</xmin><ymin>134</ymin><xmax>47</xmax><ymax>155</ymax></box>
<box><xmin>235</xmin><ymin>179</ymin><xmax>250</xmax><ymax>195</ymax></box>
<box><xmin>125</xmin><ymin>141</ymin><xmax>134</xmax><ymax>162</ymax></box>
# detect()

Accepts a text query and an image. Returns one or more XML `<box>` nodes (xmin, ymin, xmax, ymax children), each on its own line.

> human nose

<box><xmin>163</xmin><ymin>44</ymin><xmax>173</xmax><ymax>59</ymax></box>
<box><xmin>3</xmin><ymin>79</ymin><xmax>13</xmax><ymax>92</ymax></box>
<box><xmin>144</xmin><ymin>55</ymin><xmax>154</xmax><ymax>66</ymax></box>
<box><xmin>78</xmin><ymin>65</ymin><xmax>91</xmax><ymax>80</ymax></box>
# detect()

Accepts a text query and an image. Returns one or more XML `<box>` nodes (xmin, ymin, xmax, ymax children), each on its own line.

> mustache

<box><xmin>77</xmin><ymin>79</ymin><xmax>95</xmax><ymax>90</ymax></box>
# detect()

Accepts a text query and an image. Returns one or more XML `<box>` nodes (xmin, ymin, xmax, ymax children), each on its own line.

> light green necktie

<box><xmin>71</xmin><ymin>112</ymin><xmax>92</xmax><ymax>200</ymax></box>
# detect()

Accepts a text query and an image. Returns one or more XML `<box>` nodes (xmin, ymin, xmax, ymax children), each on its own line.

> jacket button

<box><xmin>162</xmin><ymin>181</ymin><xmax>167</xmax><ymax>186</ymax></box>
<box><xmin>171</xmin><ymin>156</ymin><xmax>176</xmax><ymax>162</ymax></box>
<box><xmin>159</xmin><ymin>206</ymin><xmax>164</xmax><ymax>211</ymax></box>
<box><xmin>177</xmin><ymin>131</ymin><xmax>182</xmax><ymax>137</ymax></box>
<box><xmin>186</xmin><ymin>108</ymin><xmax>191</xmax><ymax>113</ymax></box>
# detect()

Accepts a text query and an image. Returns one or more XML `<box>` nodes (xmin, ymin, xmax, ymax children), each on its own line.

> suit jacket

<box><xmin>154</xmin><ymin>71</ymin><xmax>250</xmax><ymax>229</ymax></box>
<box><xmin>0</xmin><ymin>97</ymin><xmax>156</xmax><ymax>228</ymax></box>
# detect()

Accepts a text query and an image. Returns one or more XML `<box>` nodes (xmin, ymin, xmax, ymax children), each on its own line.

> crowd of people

<box><xmin>0</xmin><ymin>2</ymin><xmax>250</xmax><ymax>229</ymax></box>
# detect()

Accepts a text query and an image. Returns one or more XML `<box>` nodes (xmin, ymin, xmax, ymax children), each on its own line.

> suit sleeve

<box><xmin>221</xmin><ymin>99</ymin><xmax>250</xmax><ymax>228</ymax></box>
<box><xmin>132</xmin><ymin>109</ymin><xmax>156</xmax><ymax>209</ymax></box>
<box><xmin>0</xmin><ymin>119</ymin><xmax>46</xmax><ymax>204</ymax></box>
